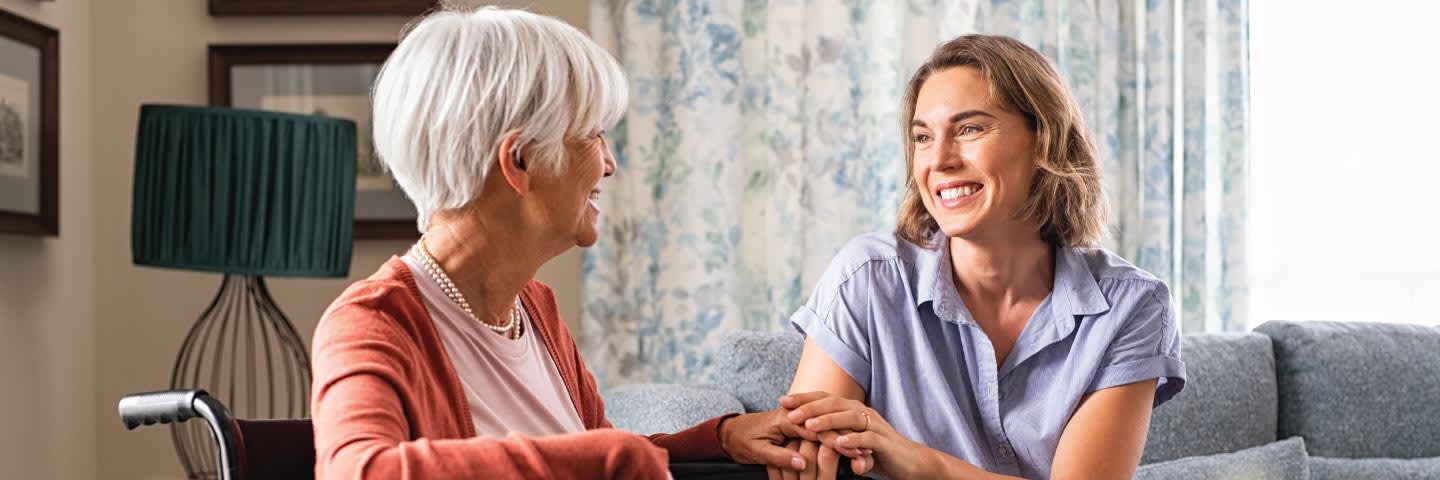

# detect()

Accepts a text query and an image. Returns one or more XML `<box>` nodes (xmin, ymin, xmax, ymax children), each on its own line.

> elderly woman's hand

<box><xmin>782</xmin><ymin>391</ymin><xmax>932</xmax><ymax>479</ymax></box>
<box><xmin>718</xmin><ymin>409</ymin><xmax>812</xmax><ymax>473</ymax></box>
<box><xmin>719</xmin><ymin>408</ymin><xmax>858</xmax><ymax>480</ymax></box>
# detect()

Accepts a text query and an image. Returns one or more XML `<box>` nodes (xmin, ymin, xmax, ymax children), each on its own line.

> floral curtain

<box><xmin>584</xmin><ymin>0</ymin><xmax>1249</xmax><ymax>387</ymax></box>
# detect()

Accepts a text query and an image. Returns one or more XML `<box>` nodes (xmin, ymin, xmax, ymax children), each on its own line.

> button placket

<box><xmin>996</xmin><ymin>440</ymin><xmax>1013</xmax><ymax>459</ymax></box>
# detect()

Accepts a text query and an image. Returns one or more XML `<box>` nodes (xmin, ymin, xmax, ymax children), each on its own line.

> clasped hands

<box><xmin>722</xmin><ymin>391</ymin><xmax>928</xmax><ymax>480</ymax></box>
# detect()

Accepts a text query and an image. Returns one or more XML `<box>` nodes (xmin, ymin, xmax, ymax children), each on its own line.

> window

<box><xmin>1249</xmin><ymin>1</ymin><xmax>1440</xmax><ymax>327</ymax></box>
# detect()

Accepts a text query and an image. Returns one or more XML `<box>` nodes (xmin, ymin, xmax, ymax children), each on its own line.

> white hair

<box><xmin>372</xmin><ymin>6</ymin><xmax>628</xmax><ymax>232</ymax></box>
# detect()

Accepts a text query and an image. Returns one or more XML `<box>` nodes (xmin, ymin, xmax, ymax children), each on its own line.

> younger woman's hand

<box><xmin>781</xmin><ymin>392</ymin><xmax>932</xmax><ymax>478</ymax></box>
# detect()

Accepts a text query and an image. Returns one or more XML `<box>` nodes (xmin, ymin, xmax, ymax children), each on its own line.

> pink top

<box><xmin>402</xmin><ymin>255</ymin><xmax>587</xmax><ymax>437</ymax></box>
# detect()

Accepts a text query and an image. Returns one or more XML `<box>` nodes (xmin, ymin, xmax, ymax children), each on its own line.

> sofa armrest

<box><xmin>604</xmin><ymin>383</ymin><xmax>745</xmax><ymax>435</ymax></box>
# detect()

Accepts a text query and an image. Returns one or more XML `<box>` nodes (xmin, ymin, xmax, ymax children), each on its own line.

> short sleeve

<box><xmin>789</xmin><ymin>254</ymin><xmax>881</xmax><ymax>393</ymax></box>
<box><xmin>1087</xmin><ymin>281</ymin><xmax>1187</xmax><ymax>407</ymax></box>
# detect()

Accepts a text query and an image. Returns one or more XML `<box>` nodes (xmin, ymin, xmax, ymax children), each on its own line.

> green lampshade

<box><xmin>131</xmin><ymin>104</ymin><xmax>356</xmax><ymax>277</ymax></box>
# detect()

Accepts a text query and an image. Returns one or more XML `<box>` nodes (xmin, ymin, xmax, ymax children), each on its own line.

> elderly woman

<box><xmin>776</xmin><ymin>35</ymin><xmax>1187</xmax><ymax>480</ymax></box>
<box><xmin>311</xmin><ymin>7</ymin><xmax>811</xmax><ymax>479</ymax></box>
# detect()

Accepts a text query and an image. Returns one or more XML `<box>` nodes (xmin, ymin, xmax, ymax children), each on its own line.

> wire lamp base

<box><xmin>169</xmin><ymin>274</ymin><xmax>310</xmax><ymax>479</ymax></box>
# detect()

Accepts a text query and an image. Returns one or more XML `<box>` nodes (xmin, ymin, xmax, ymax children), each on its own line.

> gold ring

<box><xmin>860</xmin><ymin>411</ymin><xmax>870</xmax><ymax>432</ymax></box>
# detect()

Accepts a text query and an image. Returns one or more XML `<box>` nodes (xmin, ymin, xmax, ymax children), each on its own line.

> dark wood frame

<box><xmin>209</xmin><ymin>0</ymin><xmax>437</xmax><ymax>16</ymax></box>
<box><xmin>0</xmin><ymin>9</ymin><xmax>59</xmax><ymax>236</ymax></box>
<box><xmin>209</xmin><ymin>43</ymin><xmax>415</xmax><ymax>239</ymax></box>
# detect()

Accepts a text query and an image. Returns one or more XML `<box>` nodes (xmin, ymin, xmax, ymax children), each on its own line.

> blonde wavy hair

<box><xmin>896</xmin><ymin>35</ymin><xmax>1107</xmax><ymax>248</ymax></box>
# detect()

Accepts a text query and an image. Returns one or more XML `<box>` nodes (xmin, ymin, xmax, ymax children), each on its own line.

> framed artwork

<box><xmin>209</xmin><ymin>43</ymin><xmax>417</xmax><ymax>239</ymax></box>
<box><xmin>0</xmin><ymin>8</ymin><xmax>59</xmax><ymax>236</ymax></box>
<box><xmin>209</xmin><ymin>0</ymin><xmax>437</xmax><ymax>16</ymax></box>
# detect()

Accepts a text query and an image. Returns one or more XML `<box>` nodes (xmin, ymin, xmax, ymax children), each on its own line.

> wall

<box><xmin>0</xmin><ymin>0</ymin><xmax>95</xmax><ymax>479</ymax></box>
<box><xmin>86</xmin><ymin>0</ymin><xmax>588</xmax><ymax>478</ymax></box>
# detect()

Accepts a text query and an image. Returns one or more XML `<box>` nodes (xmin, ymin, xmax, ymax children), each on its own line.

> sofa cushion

<box><xmin>708</xmin><ymin>330</ymin><xmax>805</xmax><ymax>412</ymax></box>
<box><xmin>1135</xmin><ymin>436</ymin><xmax>1309</xmax><ymax>480</ymax></box>
<box><xmin>1141</xmin><ymin>332</ymin><xmax>1278</xmax><ymax>464</ymax></box>
<box><xmin>1255</xmin><ymin>320</ymin><xmax>1440</xmax><ymax>458</ymax></box>
<box><xmin>1311</xmin><ymin>456</ymin><xmax>1440</xmax><ymax>480</ymax></box>
<box><xmin>602</xmin><ymin>383</ymin><xmax>744</xmax><ymax>435</ymax></box>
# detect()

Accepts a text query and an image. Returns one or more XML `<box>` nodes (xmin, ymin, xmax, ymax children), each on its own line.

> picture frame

<box><xmin>0</xmin><ymin>8</ymin><xmax>59</xmax><ymax>236</ymax></box>
<box><xmin>209</xmin><ymin>0</ymin><xmax>437</xmax><ymax>16</ymax></box>
<box><xmin>209</xmin><ymin>43</ymin><xmax>417</xmax><ymax>239</ymax></box>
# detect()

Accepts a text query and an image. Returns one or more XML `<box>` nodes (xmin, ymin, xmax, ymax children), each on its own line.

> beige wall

<box><xmin>0</xmin><ymin>1</ymin><xmax>95</xmax><ymax>479</ymax></box>
<box><xmin>0</xmin><ymin>0</ymin><xmax>584</xmax><ymax>478</ymax></box>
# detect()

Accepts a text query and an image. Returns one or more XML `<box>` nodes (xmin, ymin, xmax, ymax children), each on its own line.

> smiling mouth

<box><xmin>587</xmin><ymin>190</ymin><xmax>601</xmax><ymax>212</ymax></box>
<box><xmin>936</xmin><ymin>184</ymin><xmax>982</xmax><ymax>200</ymax></box>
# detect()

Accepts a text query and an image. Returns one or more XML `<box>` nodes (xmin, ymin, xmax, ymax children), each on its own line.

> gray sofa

<box><xmin>604</xmin><ymin>321</ymin><xmax>1440</xmax><ymax>479</ymax></box>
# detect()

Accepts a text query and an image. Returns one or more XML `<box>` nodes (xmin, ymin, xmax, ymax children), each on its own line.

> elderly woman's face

<box><xmin>910</xmin><ymin>66</ymin><xmax>1038</xmax><ymax>242</ymax></box>
<box><xmin>530</xmin><ymin>130</ymin><xmax>616</xmax><ymax>248</ymax></box>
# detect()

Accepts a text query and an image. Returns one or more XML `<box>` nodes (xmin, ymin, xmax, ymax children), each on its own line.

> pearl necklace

<box><xmin>410</xmin><ymin>239</ymin><xmax>524</xmax><ymax>340</ymax></box>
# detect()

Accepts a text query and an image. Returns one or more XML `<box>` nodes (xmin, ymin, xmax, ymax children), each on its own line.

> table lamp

<box><xmin>131</xmin><ymin>104</ymin><xmax>355</xmax><ymax>478</ymax></box>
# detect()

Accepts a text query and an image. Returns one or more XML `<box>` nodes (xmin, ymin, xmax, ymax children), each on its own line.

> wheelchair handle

<box><xmin>119</xmin><ymin>389</ymin><xmax>209</xmax><ymax>429</ymax></box>
<box><xmin>117</xmin><ymin>389</ymin><xmax>240</xmax><ymax>480</ymax></box>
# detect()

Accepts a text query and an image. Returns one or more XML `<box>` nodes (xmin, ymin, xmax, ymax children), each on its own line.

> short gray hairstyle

<box><xmin>372</xmin><ymin>7</ymin><xmax>628</xmax><ymax>231</ymax></box>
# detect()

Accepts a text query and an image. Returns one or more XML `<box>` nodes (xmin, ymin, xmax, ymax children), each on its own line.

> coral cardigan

<box><xmin>312</xmin><ymin>257</ymin><xmax>731</xmax><ymax>479</ymax></box>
